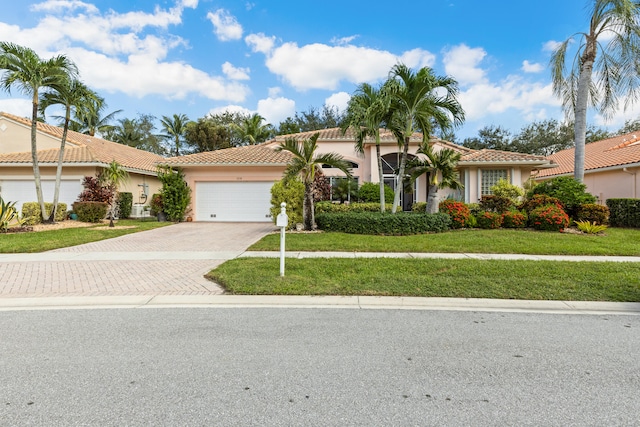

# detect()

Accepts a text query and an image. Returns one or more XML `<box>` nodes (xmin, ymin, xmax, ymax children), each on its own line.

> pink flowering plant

<box><xmin>529</xmin><ymin>204</ymin><xmax>570</xmax><ymax>232</ymax></box>
<box><xmin>439</xmin><ymin>200</ymin><xmax>471</xmax><ymax>229</ymax></box>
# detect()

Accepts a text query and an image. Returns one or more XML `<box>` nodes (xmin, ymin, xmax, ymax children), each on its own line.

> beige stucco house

<box><xmin>163</xmin><ymin>127</ymin><xmax>556</xmax><ymax>222</ymax></box>
<box><xmin>0</xmin><ymin>112</ymin><xmax>163</xmax><ymax>215</ymax></box>
<box><xmin>535</xmin><ymin>131</ymin><xmax>640</xmax><ymax>202</ymax></box>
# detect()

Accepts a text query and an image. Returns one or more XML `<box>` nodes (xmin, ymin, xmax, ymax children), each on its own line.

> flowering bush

<box><xmin>439</xmin><ymin>200</ymin><xmax>471</xmax><ymax>229</ymax></box>
<box><xmin>529</xmin><ymin>204</ymin><xmax>570</xmax><ymax>232</ymax></box>
<box><xmin>519</xmin><ymin>194</ymin><xmax>563</xmax><ymax>214</ymax></box>
<box><xmin>476</xmin><ymin>211</ymin><xmax>503</xmax><ymax>229</ymax></box>
<box><xmin>502</xmin><ymin>210</ymin><xmax>527</xmax><ymax>228</ymax></box>
<box><xmin>479</xmin><ymin>195</ymin><xmax>514</xmax><ymax>213</ymax></box>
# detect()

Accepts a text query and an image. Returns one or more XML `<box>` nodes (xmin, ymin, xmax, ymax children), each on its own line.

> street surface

<box><xmin>1</xmin><ymin>308</ymin><xmax>638</xmax><ymax>426</ymax></box>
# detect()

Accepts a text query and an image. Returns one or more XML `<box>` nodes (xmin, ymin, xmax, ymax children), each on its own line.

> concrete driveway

<box><xmin>0</xmin><ymin>222</ymin><xmax>276</xmax><ymax>298</ymax></box>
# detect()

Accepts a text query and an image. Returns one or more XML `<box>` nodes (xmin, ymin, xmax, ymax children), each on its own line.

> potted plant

<box><xmin>150</xmin><ymin>193</ymin><xmax>166</xmax><ymax>222</ymax></box>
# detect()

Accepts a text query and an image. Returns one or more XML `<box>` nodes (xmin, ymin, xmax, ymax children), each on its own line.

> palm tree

<box><xmin>409</xmin><ymin>143</ymin><xmax>463</xmax><ymax>213</ymax></box>
<box><xmin>69</xmin><ymin>95</ymin><xmax>121</xmax><ymax>137</ymax></box>
<box><xmin>342</xmin><ymin>82</ymin><xmax>390</xmax><ymax>212</ymax></box>
<box><xmin>160</xmin><ymin>113</ymin><xmax>190</xmax><ymax>156</ymax></box>
<box><xmin>0</xmin><ymin>42</ymin><xmax>77</xmax><ymax>222</ymax></box>
<box><xmin>550</xmin><ymin>0</ymin><xmax>640</xmax><ymax>183</ymax></box>
<box><xmin>385</xmin><ymin>64</ymin><xmax>464</xmax><ymax>213</ymax></box>
<box><xmin>232</xmin><ymin>113</ymin><xmax>274</xmax><ymax>145</ymax></box>
<box><xmin>39</xmin><ymin>78</ymin><xmax>97</xmax><ymax>222</ymax></box>
<box><xmin>276</xmin><ymin>132</ymin><xmax>352</xmax><ymax>230</ymax></box>
<box><xmin>100</xmin><ymin>160</ymin><xmax>129</xmax><ymax>227</ymax></box>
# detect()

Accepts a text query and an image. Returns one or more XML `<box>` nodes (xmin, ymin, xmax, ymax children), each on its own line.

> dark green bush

<box><xmin>475</xmin><ymin>211</ymin><xmax>503</xmax><ymax>229</ymax></box>
<box><xmin>117</xmin><ymin>192</ymin><xmax>133</xmax><ymax>219</ymax></box>
<box><xmin>271</xmin><ymin>179</ymin><xmax>304</xmax><ymax>228</ymax></box>
<box><xmin>73</xmin><ymin>201</ymin><xmax>108</xmax><ymax>223</ymax></box>
<box><xmin>529</xmin><ymin>176</ymin><xmax>596</xmax><ymax>218</ymax></box>
<box><xmin>21</xmin><ymin>202</ymin><xmax>67</xmax><ymax>225</ymax></box>
<box><xmin>315</xmin><ymin>212</ymin><xmax>451</xmax><ymax>235</ymax></box>
<box><xmin>358</xmin><ymin>182</ymin><xmax>394</xmax><ymax>204</ymax></box>
<box><xmin>479</xmin><ymin>195</ymin><xmax>514</xmax><ymax>213</ymax></box>
<box><xmin>606</xmin><ymin>198</ymin><xmax>640</xmax><ymax>228</ymax></box>
<box><xmin>411</xmin><ymin>202</ymin><xmax>427</xmax><ymax>212</ymax></box>
<box><xmin>529</xmin><ymin>204</ymin><xmax>570</xmax><ymax>232</ymax></box>
<box><xmin>315</xmin><ymin>201</ymin><xmax>393</xmax><ymax>213</ymax></box>
<box><xmin>158</xmin><ymin>167</ymin><xmax>191</xmax><ymax>222</ymax></box>
<box><xmin>576</xmin><ymin>203</ymin><xmax>609</xmax><ymax>225</ymax></box>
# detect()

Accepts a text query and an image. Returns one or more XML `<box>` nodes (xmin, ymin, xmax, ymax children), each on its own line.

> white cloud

<box><xmin>0</xmin><ymin>98</ymin><xmax>33</xmax><ymax>118</ymax></box>
<box><xmin>257</xmin><ymin>97</ymin><xmax>296</xmax><ymax>125</ymax></box>
<box><xmin>325</xmin><ymin>92</ymin><xmax>351</xmax><ymax>112</ymax></box>
<box><xmin>245</xmin><ymin>33</ymin><xmax>276</xmax><ymax>54</ymax></box>
<box><xmin>268</xmin><ymin>87</ymin><xmax>282</xmax><ymax>97</ymax></box>
<box><xmin>443</xmin><ymin>44</ymin><xmax>487</xmax><ymax>85</ymax></box>
<box><xmin>31</xmin><ymin>0</ymin><xmax>99</xmax><ymax>13</ymax></box>
<box><xmin>208</xmin><ymin>105</ymin><xmax>254</xmax><ymax>117</ymax></box>
<box><xmin>522</xmin><ymin>60</ymin><xmax>544</xmax><ymax>73</ymax></box>
<box><xmin>331</xmin><ymin>35</ymin><xmax>358</xmax><ymax>46</ymax></box>
<box><xmin>207</xmin><ymin>9</ymin><xmax>243</xmax><ymax>41</ymax></box>
<box><xmin>543</xmin><ymin>40</ymin><xmax>563</xmax><ymax>52</ymax></box>
<box><xmin>264</xmin><ymin>42</ymin><xmax>437</xmax><ymax>91</ymax></box>
<box><xmin>222</xmin><ymin>62</ymin><xmax>250</xmax><ymax>80</ymax></box>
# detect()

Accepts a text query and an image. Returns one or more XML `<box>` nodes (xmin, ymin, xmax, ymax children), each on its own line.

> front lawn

<box><xmin>208</xmin><ymin>258</ymin><xmax>640</xmax><ymax>302</ymax></box>
<box><xmin>0</xmin><ymin>219</ymin><xmax>172</xmax><ymax>253</ymax></box>
<box><xmin>249</xmin><ymin>228</ymin><xmax>640</xmax><ymax>256</ymax></box>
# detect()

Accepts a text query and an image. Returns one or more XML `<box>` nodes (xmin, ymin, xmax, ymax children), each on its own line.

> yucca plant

<box><xmin>575</xmin><ymin>220</ymin><xmax>608</xmax><ymax>234</ymax></box>
<box><xmin>0</xmin><ymin>197</ymin><xmax>25</xmax><ymax>232</ymax></box>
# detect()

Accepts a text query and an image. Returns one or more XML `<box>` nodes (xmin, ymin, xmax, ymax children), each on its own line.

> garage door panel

<box><xmin>0</xmin><ymin>180</ymin><xmax>83</xmax><ymax>212</ymax></box>
<box><xmin>196</xmin><ymin>182</ymin><xmax>273</xmax><ymax>222</ymax></box>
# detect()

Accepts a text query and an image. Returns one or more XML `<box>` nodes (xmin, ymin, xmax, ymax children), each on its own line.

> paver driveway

<box><xmin>0</xmin><ymin>222</ymin><xmax>275</xmax><ymax>298</ymax></box>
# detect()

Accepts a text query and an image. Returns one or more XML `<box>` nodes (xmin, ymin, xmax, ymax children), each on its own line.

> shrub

<box><xmin>576</xmin><ymin>203</ymin><xmax>609</xmax><ymax>225</ymax></box>
<box><xmin>519</xmin><ymin>194</ymin><xmax>563</xmax><ymax>215</ymax></box>
<box><xmin>411</xmin><ymin>202</ymin><xmax>427</xmax><ymax>212</ymax></box>
<box><xmin>575</xmin><ymin>220</ymin><xmax>608</xmax><ymax>234</ymax></box>
<box><xmin>606</xmin><ymin>198</ymin><xmax>640</xmax><ymax>228</ymax></box>
<box><xmin>501</xmin><ymin>210</ymin><xmax>527</xmax><ymax>228</ymax></box>
<box><xmin>479</xmin><ymin>195</ymin><xmax>514</xmax><ymax>213</ymax></box>
<box><xmin>529</xmin><ymin>204</ymin><xmax>570</xmax><ymax>232</ymax></box>
<box><xmin>529</xmin><ymin>176</ymin><xmax>596</xmax><ymax>218</ymax></box>
<box><xmin>331</xmin><ymin>178</ymin><xmax>359</xmax><ymax>203</ymax></box>
<box><xmin>150</xmin><ymin>193</ymin><xmax>163</xmax><ymax>216</ymax></box>
<box><xmin>1</xmin><ymin>197</ymin><xmax>25</xmax><ymax>232</ymax></box>
<box><xmin>77</xmin><ymin>176</ymin><xmax>114</xmax><ymax>203</ymax></box>
<box><xmin>158</xmin><ymin>167</ymin><xmax>191</xmax><ymax>222</ymax></box>
<box><xmin>475</xmin><ymin>211</ymin><xmax>503</xmax><ymax>229</ymax></box>
<box><xmin>467</xmin><ymin>203</ymin><xmax>482</xmax><ymax>217</ymax></box>
<box><xmin>439</xmin><ymin>200</ymin><xmax>471</xmax><ymax>229</ymax></box>
<box><xmin>117</xmin><ymin>192</ymin><xmax>133</xmax><ymax>219</ymax></box>
<box><xmin>315</xmin><ymin>201</ymin><xmax>393</xmax><ymax>213</ymax></box>
<box><xmin>73</xmin><ymin>201</ymin><xmax>108</xmax><ymax>223</ymax></box>
<box><xmin>491</xmin><ymin>178</ymin><xmax>524</xmax><ymax>201</ymax></box>
<box><xmin>315</xmin><ymin>212</ymin><xmax>451</xmax><ymax>235</ymax></box>
<box><xmin>358</xmin><ymin>182</ymin><xmax>394</xmax><ymax>204</ymax></box>
<box><xmin>21</xmin><ymin>202</ymin><xmax>67</xmax><ymax>225</ymax></box>
<box><xmin>271</xmin><ymin>178</ymin><xmax>304</xmax><ymax>228</ymax></box>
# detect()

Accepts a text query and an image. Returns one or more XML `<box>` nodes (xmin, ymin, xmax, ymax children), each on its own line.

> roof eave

<box><xmin>457</xmin><ymin>160</ymin><xmax>556</xmax><ymax>168</ymax></box>
<box><xmin>158</xmin><ymin>162</ymin><xmax>289</xmax><ymax>167</ymax></box>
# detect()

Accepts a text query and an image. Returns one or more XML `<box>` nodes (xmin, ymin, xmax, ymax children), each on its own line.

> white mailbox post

<box><xmin>276</xmin><ymin>202</ymin><xmax>288</xmax><ymax>277</ymax></box>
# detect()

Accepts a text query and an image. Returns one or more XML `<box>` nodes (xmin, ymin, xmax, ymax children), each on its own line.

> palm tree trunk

<box><xmin>49</xmin><ymin>108</ymin><xmax>71</xmax><ymax>223</ymax></box>
<box><xmin>392</xmin><ymin>136</ymin><xmax>410</xmax><ymax>213</ymax></box>
<box><xmin>303</xmin><ymin>182</ymin><xmax>314</xmax><ymax>230</ymax></box>
<box><xmin>30</xmin><ymin>96</ymin><xmax>47</xmax><ymax>223</ymax></box>
<box><xmin>426</xmin><ymin>184</ymin><xmax>439</xmax><ymax>213</ymax></box>
<box><xmin>574</xmin><ymin>42</ymin><xmax>596</xmax><ymax>183</ymax></box>
<box><xmin>375</xmin><ymin>140</ymin><xmax>385</xmax><ymax>213</ymax></box>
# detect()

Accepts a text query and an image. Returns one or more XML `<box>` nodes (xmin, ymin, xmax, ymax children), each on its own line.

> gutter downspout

<box><xmin>622</xmin><ymin>168</ymin><xmax>637</xmax><ymax>198</ymax></box>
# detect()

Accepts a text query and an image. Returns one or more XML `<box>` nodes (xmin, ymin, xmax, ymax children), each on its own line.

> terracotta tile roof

<box><xmin>0</xmin><ymin>111</ymin><xmax>164</xmax><ymax>173</ymax></box>
<box><xmin>162</xmin><ymin>145</ymin><xmax>292</xmax><ymax>166</ymax></box>
<box><xmin>537</xmin><ymin>131</ymin><xmax>640</xmax><ymax>177</ymax></box>
<box><xmin>459</xmin><ymin>149</ymin><xmax>555</xmax><ymax>165</ymax></box>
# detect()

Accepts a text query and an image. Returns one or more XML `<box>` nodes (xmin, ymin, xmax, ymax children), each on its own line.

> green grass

<box><xmin>0</xmin><ymin>219</ymin><xmax>172</xmax><ymax>253</ymax></box>
<box><xmin>249</xmin><ymin>228</ymin><xmax>640</xmax><ymax>256</ymax></box>
<box><xmin>208</xmin><ymin>258</ymin><xmax>640</xmax><ymax>302</ymax></box>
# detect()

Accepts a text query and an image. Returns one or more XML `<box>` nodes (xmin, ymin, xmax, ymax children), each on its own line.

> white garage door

<box><xmin>0</xmin><ymin>179</ymin><xmax>83</xmax><ymax>212</ymax></box>
<box><xmin>195</xmin><ymin>181</ymin><xmax>274</xmax><ymax>222</ymax></box>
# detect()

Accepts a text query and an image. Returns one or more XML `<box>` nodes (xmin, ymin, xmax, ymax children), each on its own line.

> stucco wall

<box><xmin>0</xmin><ymin>118</ymin><xmax>72</xmax><ymax>153</ymax></box>
<box><xmin>583</xmin><ymin>167</ymin><xmax>639</xmax><ymax>202</ymax></box>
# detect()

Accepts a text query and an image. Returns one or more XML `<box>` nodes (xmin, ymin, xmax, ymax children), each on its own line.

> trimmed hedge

<box><xmin>607</xmin><ymin>198</ymin><xmax>640</xmax><ymax>228</ymax></box>
<box><xmin>315</xmin><ymin>212</ymin><xmax>451</xmax><ymax>235</ymax></box>
<box><xmin>315</xmin><ymin>201</ymin><xmax>394</xmax><ymax>213</ymax></box>
<box><xmin>117</xmin><ymin>192</ymin><xmax>133</xmax><ymax>219</ymax></box>
<box><xmin>21</xmin><ymin>202</ymin><xmax>67</xmax><ymax>225</ymax></box>
<box><xmin>73</xmin><ymin>201</ymin><xmax>108</xmax><ymax>223</ymax></box>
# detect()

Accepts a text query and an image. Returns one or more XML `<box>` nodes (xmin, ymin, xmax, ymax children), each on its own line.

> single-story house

<box><xmin>163</xmin><ymin>127</ymin><xmax>557</xmax><ymax>222</ymax></box>
<box><xmin>0</xmin><ymin>111</ymin><xmax>163</xmax><ymax>215</ymax></box>
<box><xmin>535</xmin><ymin>131</ymin><xmax>640</xmax><ymax>202</ymax></box>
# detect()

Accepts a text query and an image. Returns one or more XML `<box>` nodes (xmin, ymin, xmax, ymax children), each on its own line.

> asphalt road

<box><xmin>1</xmin><ymin>308</ymin><xmax>638</xmax><ymax>426</ymax></box>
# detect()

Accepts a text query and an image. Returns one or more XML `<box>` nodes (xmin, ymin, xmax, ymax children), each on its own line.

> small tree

<box><xmin>409</xmin><ymin>143</ymin><xmax>462</xmax><ymax>213</ymax></box>
<box><xmin>100</xmin><ymin>161</ymin><xmax>129</xmax><ymax>227</ymax></box>
<box><xmin>157</xmin><ymin>166</ymin><xmax>191</xmax><ymax>222</ymax></box>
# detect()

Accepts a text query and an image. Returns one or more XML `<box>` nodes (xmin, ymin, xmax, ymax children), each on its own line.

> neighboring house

<box><xmin>163</xmin><ymin>127</ymin><xmax>556</xmax><ymax>222</ymax></box>
<box><xmin>0</xmin><ymin>112</ymin><xmax>163</xmax><ymax>214</ymax></box>
<box><xmin>535</xmin><ymin>131</ymin><xmax>640</xmax><ymax>202</ymax></box>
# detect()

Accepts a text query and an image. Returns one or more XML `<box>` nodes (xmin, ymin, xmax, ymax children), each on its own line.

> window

<box><xmin>481</xmin><ymin>169</ymin><xmax>507</xmax><ymax>195</ymax></box>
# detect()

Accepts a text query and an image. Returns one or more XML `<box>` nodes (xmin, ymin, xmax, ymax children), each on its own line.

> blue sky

<box><xmin>1</xmin><ymin>0</ymin><xmax>638</xmax><ymax>139</ymax></box>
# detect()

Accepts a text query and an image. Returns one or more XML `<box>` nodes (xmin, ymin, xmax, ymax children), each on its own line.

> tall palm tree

<box><xmin>39</xmin><ymin>78</ymin><xmax>97</xmax><ymax>222</ymax></box>
<box><xmin>385</xmin><ymin>64</ymin><xmax>464</xmax><ymax>213</ymax></box>
<box><xmin>550</xmin><ymin>0</ymin><xmax>640</xmax><ymax>182</ymax></box>
<box><xmin>409</xmin><ymin>143</ymin><xmax>463</xmax><ymax>213</ymax></box>
<box><xmin>276</xmin><ymin>132</ymin><xmax>352</xmax><ymax>230</ymax></box>
<box><xmin>69</xmin><ymin>95</ymin><xmax>121</xmax><ymax>137</ymax></box>
<box><xmin>342</xmin><ymin>82</ymin><xmax>390</xmax><ymax>212</ymax></box>
<box><xmin>0</xmin><ymin>42</ymin><xmax>77</xmax><ymax>222</ymax></box>
<box><xmin>232</xmin><ymin>113</ymin><xmax>274</xmax><ymax>145</ymax></box>
<box><xmin>160</xmin><ymin>113</ymin><xmax>190</xmax><ymax>156</ymax></box>
<box><xmin>100</xmin><ymin>160</ymin><xmax>129</xmax><ymax>227</ymax></box>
